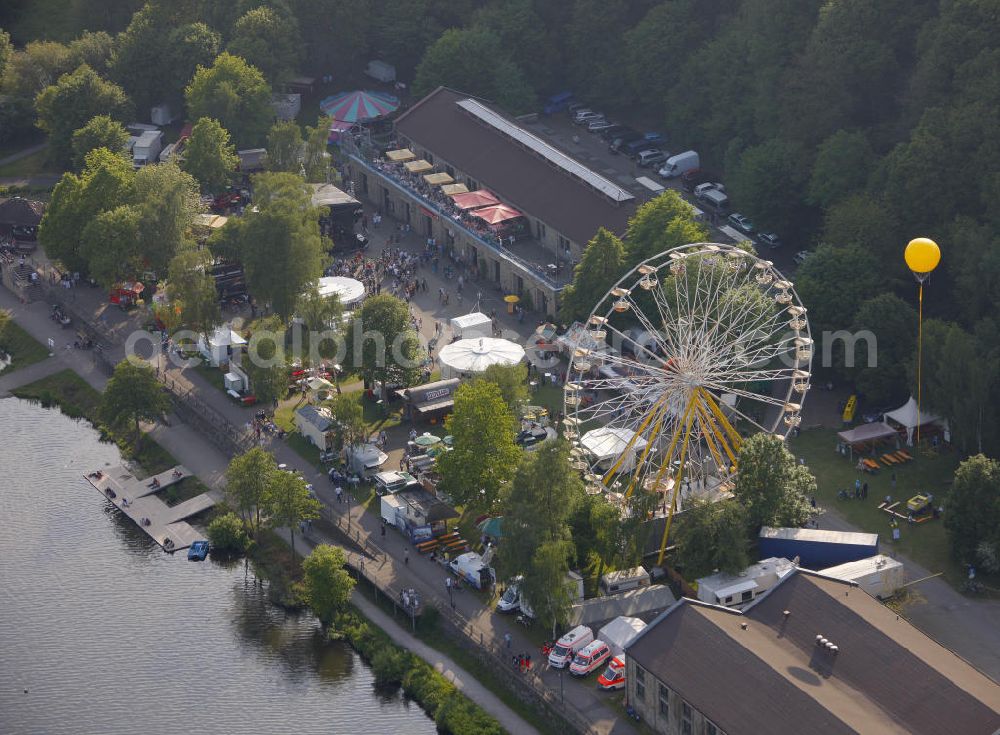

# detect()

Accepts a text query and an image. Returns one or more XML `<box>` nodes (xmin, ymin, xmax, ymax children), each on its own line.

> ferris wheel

<box><xmin>562</xmin><ymin>242</ymin><xmax>812</xmax><ymax>563</ymax></box>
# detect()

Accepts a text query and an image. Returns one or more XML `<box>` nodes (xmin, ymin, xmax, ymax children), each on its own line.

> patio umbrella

<box><xmin>386</xmin><ymin>148</ymin><xmax>415</xmax><ymax>162</ymax></box>
<box><xmin>440</xmin><ymin>183</ymin><xmax>469</xmax><ymax>196</ymax></box>
<box><xmin>450</xmin><ymin>189</ymin><xmax>500</xmax><ymax>211</ymax></box>
<box><xmin>471</xmin><ymin>203</ymin><xmax>523</xmax><ymax>225</ymax></box>
<box><xmin>477</xmin><ymin>516</ymin><xmax>504</xmax><ymax>539</ymax></box>
<box><xmin>413</xmin><ymin>432</ymin><xmax>442</xmax><ymax>447</ymax></box>
<box><xmin>320</xmin><ymin>90</ymin><xmax>400</xmax><ymax>123</ymax></box>
<box><xmin>442</xmin><ymin>435</ymin><xmax>454</xmax><ymax>446</ymax></box>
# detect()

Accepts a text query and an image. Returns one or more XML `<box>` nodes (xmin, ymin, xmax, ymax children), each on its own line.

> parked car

<box><xmin>609</xmin><ymin>131</ymin><xmax>643</xmax><ymax>152</ymax></box>
<box><xmin>597</xmin><ymin>656</ymin><xmax>626</xmax><ymax>690</ymax></box>
<box><xmin>516</xmin><ymin>426</ymin><xmax>555</xmax><ymax>449</ymax></box>
<box><xmin>637</xmin><ymin>149</ymin><xmax>669</xmax><ymax>167</ymax></box>
<box><xmin>756</xmin><ymin>232</ymin><xmax>781</xmax><ymax>249</ymax></box>
<box><xmin>588</xmin><ymin>119</ymin><xmax>616</xmax><ymax>132</ymax></box>
<box><xmin>573</xmin><ymin>111</ymin><xmax>603</xmax><ymax>125</ymax></box>
<box><xmin>794</xmin><ymin>250</ymin><xmax>812</xmax><ymax>265</ymax></box>
<box><xmin>624</xmin><ymin>138</ymin><xmax>656</xmax><ymax>155</ymax></box>
<box><xmin>567</xmin><ymin>102</ymin><xmax>588</xmax><ymax>114</ymax></box>
<box><xmin>642</xmin><ymin>132</ymin><xmax>665</xmax><ymax>144</ymax></box>
<box><xmin>188</xmin><ymin>540</ymin><xmax>209</xmax><ymax>561</ymax></box>
<box><xmin>570</xmin><ymin>640</ymin><xmax>612</xmax><ymax>676</ymax></box>
<box><xmin>496</xmin><ymin>579</ymin><xmax>521</xmax><ymax>613</ymax></box>
<box><xmin>694</xmin><ymin>182</ymin><xmax>725</xmax><ymax>199</ymax></box>
<box><xmin>727</xmin><ymin>212</ymin><xmax>755</xmax><ymax>234</ymax></box>
<box><xmin>599</xmin><ymin>124</ymin><xmax>627</xmax><ymax>140</ymax></box>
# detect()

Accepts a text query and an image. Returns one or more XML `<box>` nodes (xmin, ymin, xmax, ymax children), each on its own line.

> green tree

<box><xmin>673</xmin><ymin>499</ymin><xmax>751</xmax><ymax>579</ymax></box>
<box><xmin>794</xmin><ymin>243</ymin><xmax>881</xmax><ymax>338</ymax></box>
<box><xmin>134</xmin><ymin>161</ymin><xmax>202</xmax><ymax>274</ymax></box>
<box><xmin>413</xmin><ymin>27</ymin><xmax>537</xmax><ymax>114</ymax></box>
<box><xmin>947</xmin><ymin>217</ymin><xmax>1000</xmax><ymax>325</ymax></box>
<box><xmin>559</xmin><ymin>228</ymin><xmax>626</xmax><ymax>323</ymax></box>
<box><xmin>167</xmin><ymin>245</ymin><xmax>220</xmax><ymax>338</ymax></box>
<box><xmin>267</xmin><ymin>120</ymin><xmax>304</xmax><ymax>173</ymax></box>
<box><xmin>266</xmin><ymin>468</ymin><xmax>320</xmax><ymax>559</ymax></box>
<box><xmin>726</xmin><ymin>137</ymin><xmax>808</xmax><ymax>235</ymax></box>
<box><xmin>302</xmin><ymin>544</ymin><xmax>356</xmax><ymax>624</ymax></box>
<box><xmin>291</xmin><ymin>0</ymin><xmax>372</xmax><ymax>72</ymax></box>
<box><xmin>302</xmin><ymin>117</ymin><xmax>331</xmax><ymax>182</ymax></box>
<box><xmin>847</xmin><ymin>293</ymin><xmax>916</xmax><ymax>405</ymax></box>
<box><xmin>476</xmin><ymin>362</ymin><xmax>529</xmax><ymax>417</ymax></box>
<box><xmin>820</xmin><ymin>194</ymin><xmax>899</xmax><ymax>265</ymax></box>
<box><xmin>227</xmin><ymin>5</ymin><xmax>302</xmax><ymax>85</ymax></box>
<box><xmin>326</xmin><ymin>393</ymin><xmax>366</xmax><ymax>454</ymax></box>
<box><xmin>524</xmin><ymin>539</ymin><xmax>576</xmax><ymax>637</ymax></box>
<box><xmin>295</xmin><ymin>286</ymin><xmax>344</xmax><ymax>360</ymax></box>
<box><xmin>35</xmin><ymin>64</ymin><xmax>132</xmax><ymax>164</ymax></box>
<box><xmin>348</xmin><ymin>294</ymin><xmax>424</xmax><ymax>397</ymax></box>
<box><xmin>185</xmin><ymin>52</ymin><xmax>272</xmax><ymax>147</ymax></box>
<box><xmin>565</xmin><ymin>0</ymin><xmax>632</xmax><ymax>104</ymax></box>
<box><xmin>471</xmin><ymin>0</ymin><xmax>554</xmax><ymax>94</ymax></box>
<box><xmin>437</xmin><ymin>381</ymin><xmax>521</xmax><ymax>514</ymax></box>
<box><xmin>98</xmin><ymin>358</ymin><xmax>170</xmax><ymax>446</ymax></box>
<box><xmin>183</xmin><ymin>117</ymin><xmax>239</xmax><ymax>193</ymax></box>
<box><xmin>624</xmin><ymin>191</ymin><xmax>708</xmax><ymax>268</ymax></box>
<box><xmin>245</xmin><ymin>317</ymin><xmax>289</xmax><ymax>407</ymax></box>
<box><xmin>0</xmin><ymin>28</ymin><xmax>11</xmax><ymax>82</ymax></box>
<box><xmin>207</xmin><ymin>511</ymin><xmax>252</xmax><ymax>553</ymax></box>
<box><xmin>80</xmin><ymin>204</ymin><xmax>141</xmax><ymax>288</ymax></box>
<box><xmin>944</xmin><ymin>454</ymin><xmax>1000</xmax><ymax>566</ymax></box>
<box><xmin>225</xmin><ymin>446</ymin><xmax>279</xmax><ymax>532</ymax></box>
<box><xmin>39</xmin><ymin>147</ymin><xmax>136</xmax><ymax>275</ymax></box>
<box><xmin>71</xmin><ymin>114</ymin><xmax>129</xmax><ymax>170</ymax></box>
<box><xmin>2</xmin><ymin>40</ymin><xmax>73</xmax><ymax>110</ymax></box>
<box><xmin>806</xmin><ymin>130</ymin><xmax>875</xmax><ymax>208</ymax></box>
<box><xmin>66</xmin><ymin>31</ymin><xmax>115</xmax><ymax>73</ymax></box>
<box><xmin>733</xmin><ymin>433</ymin><xmax>815</xmax><ymax>531</ymax></box>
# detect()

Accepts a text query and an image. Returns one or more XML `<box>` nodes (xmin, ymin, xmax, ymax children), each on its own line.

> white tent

<box><xmin>347</xmin><ymin>443</ymin><xmax>388</xmax><ymax>474</ymax></box>
<box><xmin>884</xmin><ymin>396</ymin><xmax>943</xmax><ymax>446</ymax></box>
<box><xmin>449</xmin><ymin>312</ymin><xmax>492</xmax><ymax>340</ymax></box>
<box><xmin>198</xmin><ymin>326</ymin><xmax>247</xmax><ymax>367</ymax></box>
<box><xmin>317</xmin><ymin>276</ymin><xmax>366</xmax><ymax>306</ymax></box>
<box><xmin>438</xmin><ymin>337</ymin><xmax>525</xmax><ymax>378</ymax></box>
<box><xmin>581</xmin><ymin>427</ymin><xmax>648</xmax><ymax>470</ymax></box>
<box><xmin>598</xmin><ymin>616</ymin><xmax>647</xmax><ymax>657</ymax></box>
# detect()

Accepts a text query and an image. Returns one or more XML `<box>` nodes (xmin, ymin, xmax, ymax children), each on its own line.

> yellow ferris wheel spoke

<box><xmin>602</xmin><ymin>393</ymin><xmax>669</xmax><ymax>485</ymax></box>
<box><xmin>656</xmin><ymin>391</ymin><xmax>700</xmax><ymax>565</ymax></box>
<box><xmin>698</xmin><ymin>387</ymin><xmax>743</xmax><ymax>453</ymax></box>
<box><xmin>695</xmin><ymin>399</ymin><xmax>737</xmax><ymax>469</ymax></box>
<box><xmin>694</xmin><ymin>403</ymin><xmax>729</xmax><ymax>477</ymax></box>
<box><xmin>622</xmin><ymin>398</ymin><xmax>673</xmax><ymax>500</ymax></box>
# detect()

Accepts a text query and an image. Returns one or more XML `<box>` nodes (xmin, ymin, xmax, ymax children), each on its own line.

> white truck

<box><xmin>658</xmin><ymin>150</ymin><xmax>700</xmax><ymax>179</ymax></box>
<box><xmin>449</xmin><ymin>552</ymin><xmax>495</xmax><ymax>590</ymax></box>
<box><xmin>366</xmin><ymin>60</ymin><xmax>396</xmax><ymax>83</ymax></box>
<box><xmin>820</xmin><ymin>555</ymin><xmax>906</xmax><ymax>599</ymax></box>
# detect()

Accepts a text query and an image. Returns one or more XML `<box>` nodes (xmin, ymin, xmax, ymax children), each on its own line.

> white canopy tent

<box><xmin>581</xmin><ymin>427</ymin><xmax>648</xmax><ymax>471</ymax></box>
<box><xmin>884</xmin><ymin>396</ymin><xmax>944</xmax><ymax>446</ymax></box>
<box><xmin>438</xmin><ymin>337</ymin><xmax>525</xmax><ymax>378</ymax></box>
<box><xmin>198</xmin><ymin>326</ymin><xmax>247</xmax><ymax>367</ymax></box>
<box><xmin>598</xmin><ymin>616</ymin><xmax>647</xmax><ymax>657</ymax></box>
<box><xmin>317</xmin><ymin>276</ymin><xmax>366</xmax><ymax>306</ymax></box>
<box><xmin>449</xmin><ymin>312</ymin><xmax>492</xmax><ymax>340</ymax></box>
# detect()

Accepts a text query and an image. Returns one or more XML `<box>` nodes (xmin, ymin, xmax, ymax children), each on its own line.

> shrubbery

<box><xmin>331</xmin><ymin>608</ymin><xmax>503</xmax><ymax>735</ymax></box>
<box><xmin>207</xmin><ymin>512</ymin><xmax>252</xmax><ymax>553</ymax></box>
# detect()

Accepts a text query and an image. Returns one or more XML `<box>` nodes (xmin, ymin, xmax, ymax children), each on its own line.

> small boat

<box><xmin>188</xmin><ymin>540</ymin><xmax>209</xmax><ymax>561</ymax></box>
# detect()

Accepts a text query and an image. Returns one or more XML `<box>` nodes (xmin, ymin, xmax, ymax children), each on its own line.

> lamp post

<box><xmin>904</xmin><ymin>238</ymin><xmax>941</xmax><ymax>448</ymax></box>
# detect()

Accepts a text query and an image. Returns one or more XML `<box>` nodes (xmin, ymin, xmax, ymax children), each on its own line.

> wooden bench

<box><xmin>416</xmin><ymin>539</ymin><xmax>439</xmax><ymax>553</ymax></box>
<box><xmin>897</xmin><ymin>449</ymin><xmax>913</xmax><ymax>461</ymax></box>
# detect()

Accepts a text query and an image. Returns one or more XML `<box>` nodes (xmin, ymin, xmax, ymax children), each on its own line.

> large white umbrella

<box><xmin>317</xmin><ymin>276</ymin><xmax>366</xmax><ymax>306</ymax></box>
<box><xmin>438</xmin><ymin>337</ymin><xmax>525</xmax><ymax>378</ymax></box>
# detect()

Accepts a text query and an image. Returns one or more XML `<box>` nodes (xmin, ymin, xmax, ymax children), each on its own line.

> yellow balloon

<box><xmin>905</xmin><ymin>237</ymin><xmax>941</xmax><ymax>274</ymax></box>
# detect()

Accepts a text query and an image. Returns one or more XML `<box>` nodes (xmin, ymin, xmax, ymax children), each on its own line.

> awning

<box><xmin>440</xmin><ymin>183</ymin><xmax>469</xmax><ymax>195</ymax></box>
<box><xmin>386</xmin><ymin>148</ymin><xmax>415</xmax><ymax>162</ymax></box>
<box><xmin>404</xmin><ymin>159</ymin><xmax>433</xmax><ymax>174</ymax></box>
<box><xmin>423</xmin><ymin>172</ymin><xmax>454</xmax><ymax>186</ymax></box>
<box><xmin>471</xmin><ymin>203</ymin><xmax>523</xmax><ymax>225</ymax></box>
<box><xmin>450</xmin><ymin>189</ymin><xmax>500</xmax><ymax>210</ymax></box>
<box><xmin>837</xmin><ymin>423</ymin><xmax>898</xmax><ymax>446</ymax></box>
<box><xmin>414</xmin><ymin>397</ymin><xmax>455</xmax><ymax>414</ymax></box>
<box><xmin>316</xmin><ymin>276</ymin><xmax>366</xmax><ymax>305</ymax></box>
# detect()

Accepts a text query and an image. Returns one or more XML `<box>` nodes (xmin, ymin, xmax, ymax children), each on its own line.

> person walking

<box><xmin>862</xmin><ymin>482</ymin><xmax>868</xmax><ymax>499</ymax></box>
<box><xmin>404</xmin><ymin>548</ymin><xmax>409</xmax><ymax>565</ymax></box>
<box><xmin>504</xmin><ymin>631</ymin><xmax>512</xmax><ymax>650</ymax></box>
<box><xmin>336</xmin><ymin>485</ymin><xmax>343</xmax><ymax>503</ymax></box>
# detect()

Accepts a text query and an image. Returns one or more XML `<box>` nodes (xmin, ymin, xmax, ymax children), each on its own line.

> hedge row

<box><xmin>332</xmin><ymin>608</ymin><xmax>505</xmax><ymax>735</ymax></box>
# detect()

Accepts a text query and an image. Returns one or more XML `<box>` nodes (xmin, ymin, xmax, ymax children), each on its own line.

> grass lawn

<box><xmin>0</xmin><ymin>318</ymin><xmax>50</xmax><ymax>372</ymax></box>
<box><xmin>12</xmin><ymin>368</ymin><xmax>101</xmax><ymax>420</ymax></box>
<box><xmin>788</xmin><ymin>427</ymin><xmax>965</xmax><ymax>586</ymax></box>
<box><xmin>0</xmin><ymin>148</ymin><xmax>56</xmax><ymax>178</ymax></box>
<box><xmin>529</xmin><ymin>382</ymin><xmax>564</xmax><ymax>418</ymax></box>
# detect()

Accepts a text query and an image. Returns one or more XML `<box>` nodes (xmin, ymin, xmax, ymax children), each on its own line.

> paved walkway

<box><xmin>0</xmin><ymin>354</ymin><xmax>63</xmax><ymax>396</ymax></box>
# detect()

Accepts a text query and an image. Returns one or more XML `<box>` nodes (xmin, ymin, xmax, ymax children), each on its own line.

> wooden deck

<box><xmin>85</xmin><ymin>464</ymin><xmax>216</xmax><ymax>551</ymax></box>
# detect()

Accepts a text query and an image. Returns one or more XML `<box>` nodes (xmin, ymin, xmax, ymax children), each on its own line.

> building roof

<box><xmin>295</xmin><ymin>405</ymin><xmax>333</xmax><ymax>432</ymax></box>
<box><xmin>0</xmin><ymin>197</ymin><xmax>46</xmax><ymax>226</ymax></box>
<box><xmin>394</xmin><ymin>87</ymin><xmax>637</xmax><ymax>245</ymax></box>
<box><xmin>627</xmin><ymin>570</ymin><xmax>1000</xmax><ymax>735</ymax></box>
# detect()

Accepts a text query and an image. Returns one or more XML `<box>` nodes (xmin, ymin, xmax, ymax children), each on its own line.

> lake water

<box><xmin>0</xmin><ymin>398</ymin><xmax>435</xmax><ymax>735</ymax></box>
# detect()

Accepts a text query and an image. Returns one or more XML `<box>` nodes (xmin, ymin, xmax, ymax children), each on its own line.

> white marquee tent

<box><xmin>317</xmin><ymin>276</ymin><xmax>366</xmax><ymax>306</ymax></box>
<box><xmin>581</xmin><ymin>427</ymin><xmax>648</xmax><ymax>471</ymax></box>
<box><xmin>438</xmin><ymin>337</ymin><xmax>525</xmax><ymax>378</ymax></box>
<box><xmin>884</xmin><ymin>396</ymin><xmax>945</xmax><ymax>446</ymax></box>
<box><xmin>449</xmin><ymin>312</ymin><xmax>492</xmax><ymax>340</ymax></box>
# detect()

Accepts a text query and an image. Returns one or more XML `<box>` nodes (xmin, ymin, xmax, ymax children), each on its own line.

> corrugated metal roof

<box><xmin>760</xmin><ymin>526</ymin><xmax>879</xmax><ymax>547</ymax></box>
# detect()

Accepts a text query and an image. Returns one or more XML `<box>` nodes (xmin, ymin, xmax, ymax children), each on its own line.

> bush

<box><xmin>370</xmin><ymin>645</ymin><xmax>413</xmax><ymax>687</ymax></box>
<box><xmin>207</xmin><ymin>512</ymin><xmax>252</xmax><ymax>553</ymax></box>
<box><xmin>436</xmin><ymin>693</ymin><xmax>505</xmax><ymax>735</ymax></box>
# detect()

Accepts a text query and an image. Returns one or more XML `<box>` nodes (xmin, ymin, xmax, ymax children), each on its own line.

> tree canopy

<box><xmin>266</xmin><ymin>120</ymin><xmax>304</xmax><ymax>173</ymax></box>
<box><xmin>302</xmin><ymin>544</ymin><xmax>355</xmax><ymax>624</ymax></box>
<box><xmin>347</xmin><ymin>294</ymin><xmax>424</xmax><ymax>395</ymax></box>
<box><xmin>267</xmin><ymin>468</ymin><xmax>320</xmax><ymax>558</ymax></box>
<box><xmin>227</xmin><ymin>6</ymin><xmax>301</xmax><ymax>85</ymax></box>
<box><xmin>185</xmin><ymin>52</ymin><xmax>272</xmax><ymax>147</ymax></box>
<box><xmin>71</xmin><ymin>114</ymin><xmax>129</xmax><ymax>170</ymax></box>
<box><xmin>475</xmin><ymin>362</ymin><xmax>529</xmax><ymax>417</ymax></box>
<box><xmin>944</xmin><ymin>454</ymin><xmax>1000</xmax><ymax>568</ymax></box>
<box><xmin>559</xmin><ymin>228</ymin><xmax>625</xmax><ymax>324</ymax></box>
<box><xmin>182</xmin><ymin>117</ymin><xmax>238</xmax><ymax>193</ymax></box>
<box><xmin>98</xmin><ymin>358</ymin><xmax>170</xmax><ymax>446</ymax></box>
<box><xmin>673</xmin><ymin>499</ymin><xmax>751</xmax><ymax>579</ymax></box>
<box><xmin>733</xmin><ymin>433</ymin><xmax>815</xmax><ymax>531</ymax></box>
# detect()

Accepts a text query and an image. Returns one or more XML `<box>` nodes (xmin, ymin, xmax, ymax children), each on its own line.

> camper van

<box><xmin>548</xmin><ymin>625</ymin><xmax>595</xmax><ymax>669</ymax></box>
<box><xmin>600</xmin><ymin>567</ymin><xmax>651</xmax><ymax>595</ymax></box>
<box><xmin>449</xmin><ymin>552</ymin><xmax>495</xmax><ymax>590</ymax></box>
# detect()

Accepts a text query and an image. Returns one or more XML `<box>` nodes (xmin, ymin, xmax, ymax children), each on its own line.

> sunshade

<box><xmin>316</xmin><ymin>276</ymin><xmax>366</xmax><ymax>305</ymax></box>
<box><xmin>503</xmin><ymin>294</ymin><xmax>520</xmax><ymax>303</ymax></box>
<box><xmin>423</xmin><ymin>172</ymin><xmax>454</xmax><ymax>186</ymax></box>
<box><xmin>477</xmin><ymin>517</ymin><xmax>504</xmax><ymax>539</ymax></box>
<box><xmin>413</xmin><ymin>433</ymin><xmax>442</xmax><ymax>447</ymax></box>
<box><xmin>405</xmin><ymin>159</ymin><xmax>433</xmax><ymax>174</ymax></box>
<box><xmin>450</xmin><ymin>189</ymin><xmax>500</xmax><ymax>210</ymax></box>
<box><xmin>386</xmin><ymin>148</ymin><xmax>415</xmax><ymax>162</ymax></box>
<box><xmin>440</xmin><ymin>183</ymin><xmax>468</xmax><ymax>195</ymax></box>
<box><xmin>438</xmin><ymin>337</ymin><xmax>526</xmax><ymax>377</ymax></box>
<box><xmin>319</xmin><ymin>90</ymin><xmax>399</xmax><ymax>123</ymax></box>
<box><xmin>471</xmin><ymin>203</ymin><xmax>523</xmax><ymax>225</ymax></box>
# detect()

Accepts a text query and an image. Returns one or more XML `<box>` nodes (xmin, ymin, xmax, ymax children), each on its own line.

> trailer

<box><xmin>758</xmin><ymin>527</ymin><xmax>879</xmax><ymax>570</ymax></box>
<box><xmin>819</xmin><ymin>555</ymin><xmax>905</xmax><ymax>599</ymax></box>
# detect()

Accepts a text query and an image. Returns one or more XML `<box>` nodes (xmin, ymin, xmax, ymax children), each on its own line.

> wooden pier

<box><xmin>85</xmin><ymin>464</ymin><xmax>216</xmax><ymax>551</ymax></box>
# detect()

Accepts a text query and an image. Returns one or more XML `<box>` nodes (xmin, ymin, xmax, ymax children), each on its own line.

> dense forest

<box><xmin>1</xmin><ymin>0</ymin><xmax>998</xmax><ymax>454</ymax></box>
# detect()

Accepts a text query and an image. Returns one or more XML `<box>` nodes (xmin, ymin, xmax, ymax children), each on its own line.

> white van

<box><xmin>449</xmin><ymin>552</ymin><xmax>495</xmax><ymax>590</ymax></box>
<box><xmin>570</xmin><ymin>640</ymin><xmax>612</xmax><ymax>677</ymax></box>
<box><xmin>548</xmin><ymin>625</ymin><xmax>595</xmax><ymax>669</ymax></box>
<box><xmin>658</xmin><ymin>150</ymin><xmax>700</xmax><ymax>178</ymax></box>
<box><xmin>600</xmin><ymin>567</ymin><xmax>651</xmax><ymax>595</ymax></box>
<box><xmin>496</xmin><ymin>578</ymin><xmax>521</xmax><ymax>613</ymax></box>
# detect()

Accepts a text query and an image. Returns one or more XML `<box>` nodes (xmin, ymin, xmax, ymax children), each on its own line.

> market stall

<box><xmin>438</xmin><ymin>337</ymin><xmax>525</xmax><ymax>379</ymax></box>
<box><xmin>316</xmin><ymin>276</ymin><xmax>366</xmax><ymax>306</ymax></box>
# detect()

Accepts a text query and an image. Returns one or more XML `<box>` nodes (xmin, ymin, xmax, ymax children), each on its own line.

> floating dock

<box><xmin>85</xmin><ymin>464</ymin><xmax>216</xmax><ymax>551</ymax></box>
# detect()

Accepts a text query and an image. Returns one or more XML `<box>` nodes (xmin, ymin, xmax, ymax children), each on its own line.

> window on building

<box><xmin>634</xmin><ymin>666</ymin><xmax>646</xmax><ymax>701</ymax></box>
<box><xmin>536</xmin><ymin>220</ymin><xmax>547</xmax><ymax>239</ymax></box>
<box><xmin>682</xmin><ymin>701</ymin><xmax>693</xmax><ymax>735</ymax></box>
<box><xmin>658</xmin><ymin>684</ymin><xmax>669</xmax><ymax>718</ymax></box>
<box><xmin>705</xmin><ymin>722</ymin><xmax>718</xmax><ymax>735</ymax></box>
<box><xmin>741</xmin><ymin>590</ymin><xmax>753</xmax><ymax>603</ymax></box>
<box><xmin>558</xmin><ymin>235</ymin><xmax>570</xmax><ymax>253</ymax></box>
<box><xmin>445</xmin><ymin>165</ymin><xmax>454</xmax><ymax>177</ymax></box>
